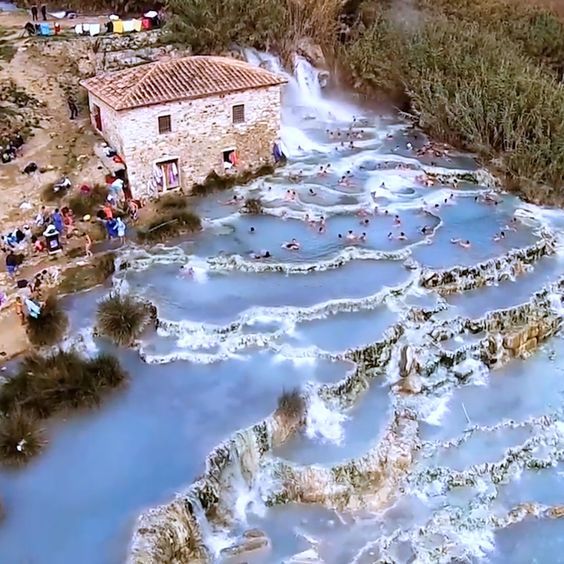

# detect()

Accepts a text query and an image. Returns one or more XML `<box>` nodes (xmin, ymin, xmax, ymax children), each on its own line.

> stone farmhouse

<box><xmin>80</xmin><ymin>56</ymin><xmax>287</xmax><ymax>198</ymax></box>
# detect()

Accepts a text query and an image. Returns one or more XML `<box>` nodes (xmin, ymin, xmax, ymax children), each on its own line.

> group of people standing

<box><xmin>29</xmin><ymin>4</ymin><xmax>48</xmax><ymax>21</ymax></box>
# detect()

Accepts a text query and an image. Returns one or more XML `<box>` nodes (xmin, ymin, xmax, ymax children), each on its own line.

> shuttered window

<box><xmin>158</xmin><ymin>115</ymin><xmax>171</xmax><ymax>134</ymax></box>
<box><xmin>232</xmin><ymin>104</ymin><xmax>245</xmax><ymax>124</ymax></box>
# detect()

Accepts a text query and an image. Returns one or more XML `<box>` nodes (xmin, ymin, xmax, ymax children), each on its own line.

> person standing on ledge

<box><xmin>40</xmin><ymin>4</ymin><xmax>47</xmax><ymax>20</ymax></box>
<box><xmin>30</xmin><ymin>5</ymin><xmax>38</xmax><ymax>21</ymax></box>
<box><xmin>67</xmin><ymin>96</ymin><xmax>79</xmax><ymax>120</ymax></box>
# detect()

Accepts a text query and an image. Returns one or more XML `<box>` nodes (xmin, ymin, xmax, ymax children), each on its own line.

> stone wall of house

<box><xmin>87</xmin><ymin>93</ymin><xmax>124</xmax><ymax>156</ymax></box>
<box><xmin>116</xmin><ymin>85</ymin><xmax>282</xmax><ymax>198</ymax></box>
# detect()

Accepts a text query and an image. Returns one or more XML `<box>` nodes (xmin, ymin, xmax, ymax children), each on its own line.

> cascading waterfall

<box><xmin>243</xmin><ymin>48</ymin><xmax>357</xmax><ymax>156</ymax></box>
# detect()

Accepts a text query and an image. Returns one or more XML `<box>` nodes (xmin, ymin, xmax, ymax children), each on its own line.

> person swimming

<box><xmin>282</xmin><ymin>238</ymin><xmax>300</xmax><ymax>251</ymax></box>
<box><xmin>249</xmin><ymin>226</ymin><xmax>255</xmax><ymax>233</ymax></box>
<box><xmin>358</xmin><ymin>232</ymin><xmax>367</xmax><ymax>242</ymax></box>
<box><xmin>394</xmin><ymin>215</ymin><xmax>401</xmax><ymax>226</ymax></box>
<box><xmin>309</xmin><ymin>188</ymin><xmax>317</xmax><ymax>196</ymax></box>
<box><xmin>222</xmin><ymin>194</ymin><xmax>243</xmax><ymax>205</ymax></box>
<box><xmin>251</xmin><ymin>250</ymin><xmax>271</xmax><ymax>259</ymax></box>
<box><xmin>346</xmin><ymin>230</ymin><xmax>356</xmax><ymax>241</ymax></box>
<box><xmin>459</xmin><ymin>240</ymin><xmax>471</xmax><ymax>248</ymax></box>
<box><xmin>493</xmin><ymin>231</ymin><xmax>506</xmax><ymax>242</ymax></box>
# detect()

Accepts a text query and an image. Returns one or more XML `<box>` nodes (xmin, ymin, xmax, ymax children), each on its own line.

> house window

<box><xmin>222</xmin><ymin>149</ymin><xmax>237</xmax><ymax>171</ymax></box>
<box><xmin>93</xmin><ymin>104</ymin><xmax>102</xmax><ymax>132</ymax></box>
<box><xmin>156</xmin><ymin>159</ymin><xmax>180</xmax><ymax>191</ymax></box>
<box><xmin>232</xmin><ymin>104</ymin><xmax>245</xmax><ymax>124</ymax></box>
<box><xmin>158</xmin><ymin>115</ymin><xmax>171</xmax><ymax>134</ymax></box>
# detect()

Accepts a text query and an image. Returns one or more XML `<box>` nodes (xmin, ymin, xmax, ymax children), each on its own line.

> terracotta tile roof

<box><xmin>80</xmin><ymin>56</ymin><xmax>287</xmax><ymax>111</ymax></box>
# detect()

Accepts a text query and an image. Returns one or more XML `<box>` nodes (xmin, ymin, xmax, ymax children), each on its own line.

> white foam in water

<box><xmin>305</xmin><ymin>393</ymin><xmax>348</xmax><ymax>445</ymax></box>
<box><xmin>421</xmin><ymin>392</ymin><xmax>452</xmax><ymax>426</ymax></box>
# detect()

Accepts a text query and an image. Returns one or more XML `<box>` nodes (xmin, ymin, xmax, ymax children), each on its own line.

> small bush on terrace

<box><xmin>0</xmin><ymin>408</ymin><xmax>46</xmax><ymax>467</ymax></box>
<box><xmin>96</xmin><ymin>293</ymin><xmax>149</xmax><ymax>346</ymax></box>
<box><xmin>242</xmin><ymin>197</ymin><xmax>263</xmax><ymax>214</ymax></box>
<box><xmin>276</xmin><ymin>388</ymin><xmax>306</xmax><ymax>424</ymax></box>
<box><xmin>26</xmin><ymin>295</ymin><xmax>68</xmax><ymax>347</ymax></box>
<box><xmin>58</xmin><ymin>252</ymin><xmax>116</xmax><ymax>294</ymax></box>
<box><xmin>137</xmin><ymin>209</ymin><xmax>202</xmax><ymax>243</ymax></box>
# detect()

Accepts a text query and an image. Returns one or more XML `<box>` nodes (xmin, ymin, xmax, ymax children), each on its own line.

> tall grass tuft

<box><xmin>0</xmin><ymin>350</ymin><xmax>128</xmax><ymax>420</ymax></box>
<box><xmin>96</xmin><ymin>293</ymin><xmax>150</xmax><ymax>346</ymax></box>
<box><xmin>26</xmin><ymin>295</ymin><xmax>69</xmax><ymax>347</ymax></box>
<box><xmin>0</xmin><ymin>408</ymin><xmax>46</xmax><ymax>467</ymax></box>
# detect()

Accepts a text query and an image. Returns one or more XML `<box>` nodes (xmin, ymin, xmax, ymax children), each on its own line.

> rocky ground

<box><xmin>0</xmin><ymin>11</ymin><xmax>125</xmax><ymax>358</ymax></box>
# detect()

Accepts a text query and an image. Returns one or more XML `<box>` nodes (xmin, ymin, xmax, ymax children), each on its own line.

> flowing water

<box><xmin>1</xmin><ymin>52</ymin><xmax>564</xmax><ymax>564</ymax></box>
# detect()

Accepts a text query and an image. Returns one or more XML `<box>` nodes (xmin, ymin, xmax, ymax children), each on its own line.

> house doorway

<box><xmin>157</xmin><ymin>159</ymin><xmax>180</xmax><ymax>191</ymax></box>
<box><xmin>93</xmin><ymin>104</ymin><xmax>102</xmax><ymax>131</ymax></box>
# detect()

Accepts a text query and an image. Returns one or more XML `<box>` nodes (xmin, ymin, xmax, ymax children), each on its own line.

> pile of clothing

<box><xmin>24</xmin><ymin>22</ymin><xmax>57</xmax><ymax>36</ymax></box>
<box><xmin>74</xmin><ymin>10</ymin><xmax>161</xmax><ymax>37</ymax></box>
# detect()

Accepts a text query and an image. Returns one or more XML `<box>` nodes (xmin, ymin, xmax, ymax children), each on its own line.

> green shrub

<box><xmin>344</xmin><ymin>15</ymin><xmax>564</xmax><ymax>196</ymax></box>
<box><xmin>0</xmin><ymin>408</ymin><xmax>46</xmax><ymax>467</ymax></box>
<box><xmin>0</xmin><ymin>350</ymin><xmax>128</xmax><ymax>419</ymax></box>
<box><xmin>166</xmin><ymin>0</ymin><xmax>341</xmax><ymax>55</ymax></box>
<box><xmin>96</xmin><ymin>293</ymin><xmax>149</xmax><ymax>346</ymax></box>
<box><xmin>416</xmin><ymin>0</ymin><xmax>564</xmax><ymax>76</ymax></box>
<box><xmin>26</xmin><ymin>295</ymin><xmax>69</xmax><ymax>347</ymax></box>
